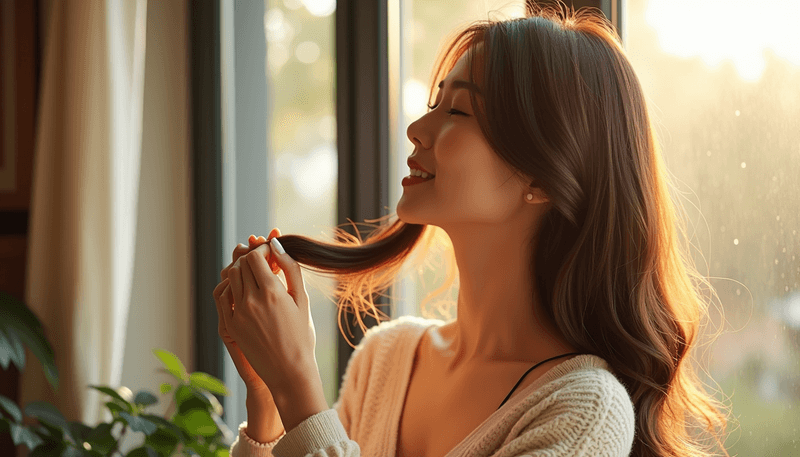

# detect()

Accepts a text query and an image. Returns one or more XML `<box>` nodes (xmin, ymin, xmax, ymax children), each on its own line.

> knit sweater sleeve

<box><xmin>498</xmin><ymin>368</ymin><xmax>636</xmax><ymax>457</ymax></box>
<box><xmin>228</xmin><ymin>320</ymin><xmax>386</xmax><ymax>457</ymax></box>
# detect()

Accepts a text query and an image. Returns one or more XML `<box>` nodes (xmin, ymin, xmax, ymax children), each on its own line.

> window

<box><xmin>220</xmin><ymin>0</ymin><xmax>338</xmax><ymax>429</ymax></box>
<box><xmin>388</xmin><ymin>0</ymin><xmax>800</xmax><ymax>454</ymax></box>
<box><xmin>263</xmin><ymin>0</ymin><xmax>338</xmax><ymax>408</ymax></box>
<box><xmin>625</xmin><ymin>1</ymin><xmax>800</xmax><ymax>454</ymax></box>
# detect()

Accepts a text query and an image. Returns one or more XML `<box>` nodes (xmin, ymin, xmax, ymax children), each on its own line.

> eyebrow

<box><xmin>438</xmin><ymin>79</ymin><xmax>482</xmax><ymax>95</ymax></box>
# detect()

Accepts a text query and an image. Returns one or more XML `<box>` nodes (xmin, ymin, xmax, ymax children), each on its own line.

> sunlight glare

<box><xmin>645</xmin><ymin>0</ymin><xmax>800</xmax><ymax>82</ymax></box>
<box><xmin>403</xmin><ymin>79</ymin><xmax>429</xmax><ymax>119</ymax></box>
<box><xmin>265</xmin><ymin>8</ymin><xmax>294</xmax><ymax>43</ymax></box>
<box><xmin>296</xmin><ymin>41</ymin><xmax>321</xmax><ymax>63</ymax></box>
<box><xmin>291</xmin><ymin>145</ymin><xmax>337</xmax><ymax>200</ymax></box>
<box><xmin>301</xmin><ymin>0</ymin><xmax>335</xmax><ymax>17</ymax></box>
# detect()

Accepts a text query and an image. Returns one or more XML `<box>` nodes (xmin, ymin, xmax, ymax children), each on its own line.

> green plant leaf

<box><xmin>200</xmin><ymin>391</ymin><xmax>223</xmax><ymax>417</ymax></box>
<box><xmin>174</xmin><ymin>409</ymin><xmax>217</xmax><ymax>437</ymax></box>
<box><xmin>67</xmin><ymin>421</ymin><xmax>93</xmax><ymax>444</ymax></box>
<box><xmin>61</xmin><ymin>446</ymin><xmax>87</xmax><ymax>457</ymax></box>
<box><xmin>119</xmin><ymin>411</ymin><xmax>159</xmax><ymax>436</ymax></box>
<box><xmin>138</xmin><ymin>414</ymin><xmax>183</xmax><ymax>437</ymax></box>
<box><xmin>0</xmin><ymin>291</ymin><xmax>59</xmax><ymax>390</ymax></box>
<box><xmin>83</xmin><ymin>447</ymin><xmax>106</xmax><ymax>457</ymax></box>
<box><xmin>32</xmin><ymin>420</ymin><xmax>64</xmax><ymax>442</ymax></box>
<box><xmin>159</xmin><ymin>382</ymin><xmax>172</xmax><ymax>394</ymax></box>
<box><xmin>0</xmin><ymin>326</ymin><xmax>25</xmax><ymax>369</ymax></box>
<box><xmin>0</xmin><ymin>327</ymin><xmax>11</xmax><ymax>370</ymax></box>
<box><xmin>24</xmin><ymin>401</ymin><xmax>68</xmax><ymax>431</ymax></box>
<box><xmin>125</xmin><ymin>444</ymin><xmax>159</xmax><ymax>457</ymax></box>
<box><xmin>210</xmin><ymin>414</ymin><xmax>234</xmax><ymax>445</ymax></box>
<box><xmin>143</xmin><ymin>427</ymin><xmax>181</xmax><ymax>456</ymax></box>
<box><xmin>9</xmin><ymin>422</ymin><xmax>44</xmax><ymax>450</ymax></box>
<box><xmin>0</xmin><ymin>393</ymin><xmax>22</xmax><ymax>422</ymax></box>
<box><xmin>30</xmin><ymin>439</ymin><xmax>66</xmax><ymax>457</ymax></box>
<box><xmin>183</xmin><ymin>439</ymin><xmax>216</xmax><ymax>457</ymax></box>
<box><xmin>215</xmin><ymin>448</ymin><xmax>230</xmax><ymax>457</ymax></box>
<box><xmin>133</xmin><ymin>390</ymin><xmax>159</xmax><ymax>407</ymax></box>
<box><xmin>104</xmin><ymin>401</ymin><xmax>125</xmax><ymax>416</ymax></box>
<box><xmin>188</xmin><ymin>372</ymin><xmax>228</xmax><ymax>396</ymax></box>
<box><xmin>175</xmin><ymin>385</ymin><xmax>212</xmax><ymax>415</ymax></box>
<box><xmin>84</xmin><ymin>422</ymin><xmax>116</xmax><ymax>455</ymax></box>
<box><xmin>88</xmin><ymin>385</ymin><xmax>133</xmax><ymax>412</ymax></box>
<box><xmin>152</xmin><ymin>349</ymin><xmax>188</xmax><ymax>382</ymax></box>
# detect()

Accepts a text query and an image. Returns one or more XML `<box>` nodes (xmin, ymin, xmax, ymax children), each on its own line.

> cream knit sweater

<box><xmin>229</xmin><ymin>315</ymin><xmax>636</xmax><ymax>457</ymax></box>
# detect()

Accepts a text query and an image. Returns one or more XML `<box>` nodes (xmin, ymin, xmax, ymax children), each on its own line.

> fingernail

<box><xmin>270</xmin><ymin>237</ymin><xmax>286</xmax><ymax>255</ymax></box>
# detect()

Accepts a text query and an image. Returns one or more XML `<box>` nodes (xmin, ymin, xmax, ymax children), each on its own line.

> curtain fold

<box><xmin>21</xmin><ymin>0</ymin><xmax>148</xmax><ymax>427</ymax></box>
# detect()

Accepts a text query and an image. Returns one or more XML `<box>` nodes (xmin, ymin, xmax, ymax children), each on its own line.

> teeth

<box><xmin>410</xmin><ymin>169</ymin><xmax>435</xmax><ymax>178</ymax></box>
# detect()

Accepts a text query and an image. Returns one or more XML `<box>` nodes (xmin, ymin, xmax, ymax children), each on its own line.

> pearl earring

<box><xmin>526</xmin><ymin>193</ymin><xmax>533</xmax><ymax>201</ymax></box>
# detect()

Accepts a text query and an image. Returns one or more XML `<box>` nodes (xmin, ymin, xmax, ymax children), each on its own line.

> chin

<box><xmin>396</xmin><ymin>204</ymin><xmax>425</xmax><ymax>226</ymax></box>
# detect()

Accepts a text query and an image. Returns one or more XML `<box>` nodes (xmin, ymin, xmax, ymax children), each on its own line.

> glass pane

<box><xmin>389</xmin><ymin>1</ymin><xmax>529</xmax><ymax>321</ymax></box>
<box><xmin>265</xmin><ymin>0</ymin><xmax>338</xmax><ymax>407</ymax></box>
<box><xmin>625</xmin><ymin>1</ymin><xmax>800</xmax><ymax>454</ymax></box>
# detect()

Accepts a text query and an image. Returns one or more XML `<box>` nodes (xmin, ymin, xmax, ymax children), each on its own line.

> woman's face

<box><xmin>398</xmin><ymin>44</ymin><xmax>539</xmax><ymax>232</ymax></box>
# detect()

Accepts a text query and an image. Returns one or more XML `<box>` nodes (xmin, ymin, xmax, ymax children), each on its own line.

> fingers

<box><xmin>246</xmin><ymin>247</ymin><xmax>271</xmax><ymax>291</ymax></box>
<box><xmin>213</xmin><ymin>278</ymin><xmax>232</xmax><ymax>335</ymax></box>
<box><xmin>221</xmin><ymin>238</ymin><xmax>267</xmax><ymax>281</ymax></box>
<box><xmin>229</xmin><ymin>261</ymin><xmax>244</xmax><ymax>311</ymax></box>
<box><xmin>250</xmin><ymin>234</ymin><xmax>267</xmax><ymax>245</ymax></box>
<box><xmin>213</xmin><ymin>276</ymin><xmax>228</xmax><ymax>300</ymax></box>
<box><xmin>268</xmin><ymin>238</ymin><xmax>308</xmax><ymax>309</ymax></box>
<box><xmin>233</xmin><ymin>243</ymin><xmax>249</xmax><ymax>263</ymax></box>
<box><xmin>240</xmin><ymin>252</ymin><xmax>259</xmax><ymax>292</ymax></box>
<box><xmin>221</xmin><ymin>243</ymin><xmax>248</xmax><ymax>281</ymax></box>
<box><xmin>220</xmin><ymin>233</ymin><xmax>274</xmax><ymax>282</ymax></box>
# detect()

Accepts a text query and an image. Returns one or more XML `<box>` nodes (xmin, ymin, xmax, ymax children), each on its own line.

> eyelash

<box><xmin>426</xmin><ymin>103</ymin><xmax>465</xmax><ymax>116</ymax></box>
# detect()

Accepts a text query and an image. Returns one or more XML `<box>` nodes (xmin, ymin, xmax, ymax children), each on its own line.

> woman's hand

<box><xmin>224</xmin><ymin>231</ymin><xmax>319</xmax><ymax>398</ymax></box>
<box><xmin>213</xmin><ymin>228</ymin><xmax>281</xmax><ymax>393</ymax></box>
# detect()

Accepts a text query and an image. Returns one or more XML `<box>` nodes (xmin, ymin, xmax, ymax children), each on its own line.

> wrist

<box><xmin>245</xmin><ymin>390</ymin><xmax>284</xmax><ymax>444</ymax></box>
<box><xmin>271</xmin><ymin>377</ymin><xmax>329</xmax><ymax>433</ymax></box>
<box><xmin>246</xmin><ymin>387</ymin><xmax>276</xmax><ymax>404</ymax></box>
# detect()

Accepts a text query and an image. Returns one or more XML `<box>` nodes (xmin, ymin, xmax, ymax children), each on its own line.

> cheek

<box><xmin>435</xmin><ymin>131</ymin><xmax>478</xmax><ymax>170</ymax></box>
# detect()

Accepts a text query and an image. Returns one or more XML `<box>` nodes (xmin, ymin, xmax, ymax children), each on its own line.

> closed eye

<box><xmin>426</xmin><ymin>103</ymin><xmax>467</xmax><ymax>116</ymax></box>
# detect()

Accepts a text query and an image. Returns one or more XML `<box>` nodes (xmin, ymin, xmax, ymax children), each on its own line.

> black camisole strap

<box><xmin>496</xmin><ymin>352</ymin><xmax>585</xmax><ymax>411</ymax></box>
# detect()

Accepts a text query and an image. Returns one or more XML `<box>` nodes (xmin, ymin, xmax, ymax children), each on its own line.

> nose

<box><xmin>406</xmin><ymin>112</ymin><xmax>431</xmax><ymax>151</ymax></box>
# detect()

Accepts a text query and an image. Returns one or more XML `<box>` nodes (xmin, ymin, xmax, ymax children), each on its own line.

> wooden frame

<box><xmin>0</xmin><ymin>0</ymin><xmax>36</xmax><ymax>216</ymax></box>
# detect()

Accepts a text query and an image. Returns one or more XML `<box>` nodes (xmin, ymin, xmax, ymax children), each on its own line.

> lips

<box><xmin>407</xmin><ymin>158</ymin><xmax>434</xmax><ymax>176</ymax></box>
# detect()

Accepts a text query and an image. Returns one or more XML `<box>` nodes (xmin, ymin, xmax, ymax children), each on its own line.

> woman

<box><xmin>214</xmin><ymin>1</ymin><xmax>731</xmax><ymax>456</ymax></box>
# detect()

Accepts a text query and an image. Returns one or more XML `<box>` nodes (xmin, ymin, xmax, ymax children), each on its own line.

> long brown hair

<box><xmin>271</xmin><ymin>1</ymin><xmax>732</xmax><ymax>455</ymax></box>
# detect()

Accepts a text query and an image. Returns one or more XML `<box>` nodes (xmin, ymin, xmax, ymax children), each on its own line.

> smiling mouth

<box><xmin>402</xmin><ymin>175</ymin><xmax>435</xmax><ymax>186</ymax></box>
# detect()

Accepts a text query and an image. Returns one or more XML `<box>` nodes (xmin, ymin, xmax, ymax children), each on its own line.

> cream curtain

<box><xmin>20</xmin><ymin>0</ymin><xmax>193</xmax><ymax>444</ymax></box>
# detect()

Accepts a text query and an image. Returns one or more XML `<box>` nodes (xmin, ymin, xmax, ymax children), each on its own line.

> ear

<box><xmin>526</xmin><ymin>187</ymin><xmax>549</xmax><ymax>204</ymax></box>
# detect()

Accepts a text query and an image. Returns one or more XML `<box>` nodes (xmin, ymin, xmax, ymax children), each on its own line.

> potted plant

<box><xmin>0</xmin><ymin>291</ymin><xmax>233</xmax><ymax>457</ymax></box>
